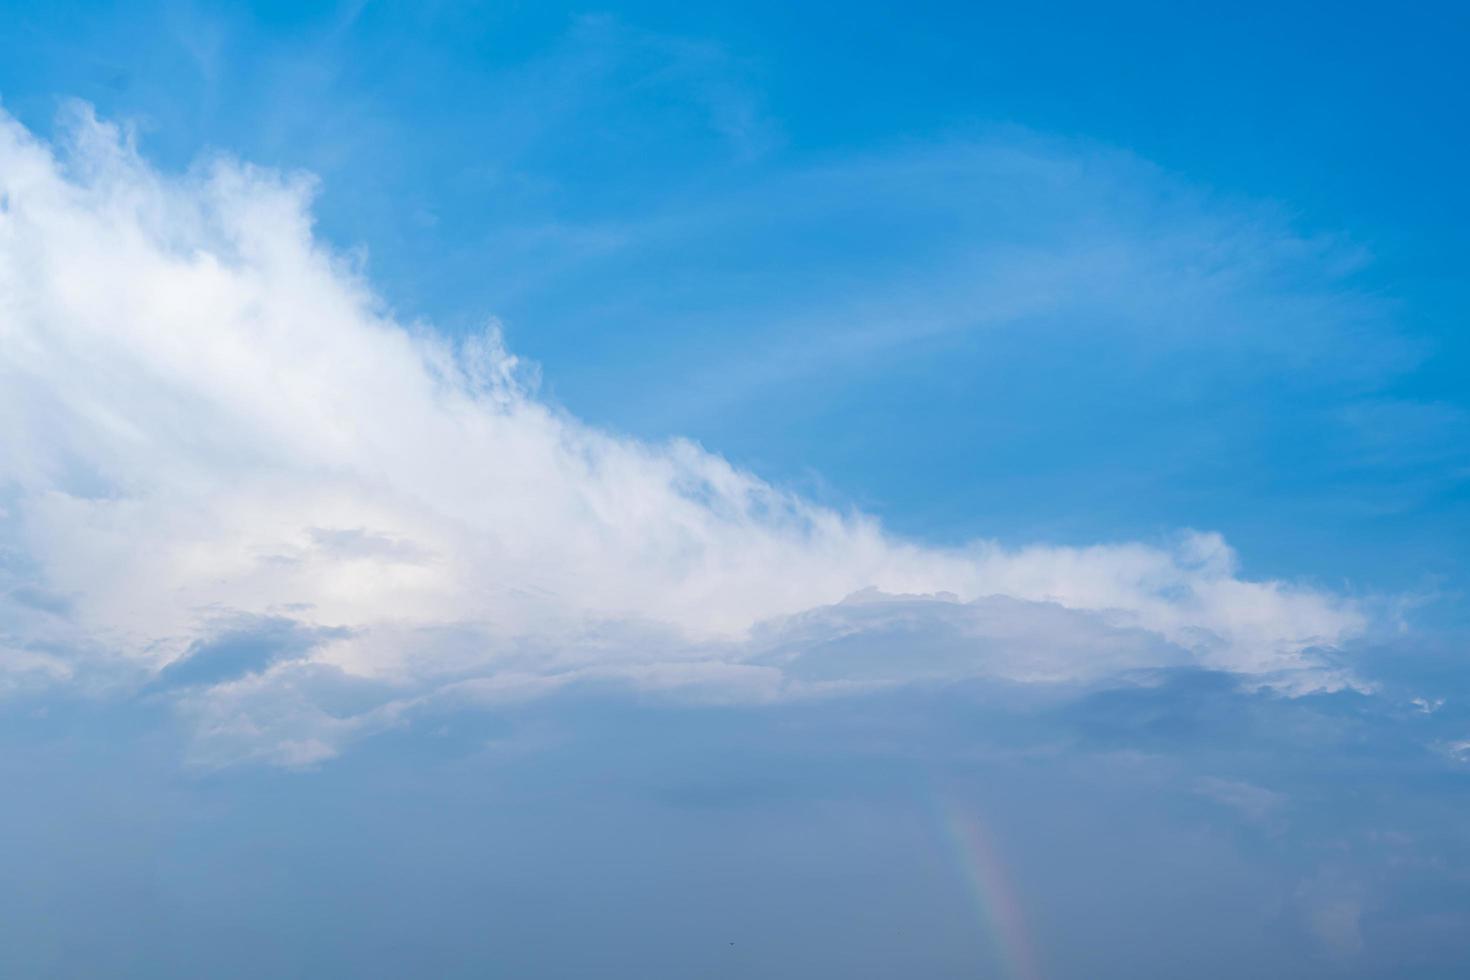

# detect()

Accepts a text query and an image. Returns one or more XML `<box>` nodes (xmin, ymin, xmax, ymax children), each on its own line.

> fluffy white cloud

<box><xmin>0</xmin><ymin>106</ymin><xmax>1364</xmax><ymax>761</ymax></box>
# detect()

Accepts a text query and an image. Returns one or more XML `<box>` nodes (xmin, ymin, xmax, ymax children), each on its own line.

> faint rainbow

<box><xmin>936</xmin><ymin>798</ymin><xmax>1045</xmax><ymax>980</ymax></box>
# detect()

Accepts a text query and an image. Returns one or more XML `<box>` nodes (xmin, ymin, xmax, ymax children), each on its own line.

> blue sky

<box><xmin>1</xmin><ymin>2</ymin><xmax>1468</xmax><ymax>977</ymax></box>
<box><xmin>6</xmin><ymin>0</ymin><xmax>1468</xmax><ymax>589</ymax></box>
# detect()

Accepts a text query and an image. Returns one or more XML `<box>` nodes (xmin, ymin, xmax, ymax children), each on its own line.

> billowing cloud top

<box><xmin>0</xmin><ymin>106</ymin><xmax>1363</xmax><ymax>764</ymax></box>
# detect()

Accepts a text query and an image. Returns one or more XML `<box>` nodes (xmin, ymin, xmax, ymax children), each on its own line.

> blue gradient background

<box><xmin>2</xmin><ymin>3</ymin><xmax>1468</xmax><ymax>977</ymax></box>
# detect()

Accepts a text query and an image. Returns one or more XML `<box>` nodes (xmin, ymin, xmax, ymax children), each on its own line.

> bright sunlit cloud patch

<box><xmin>0</xmin><ymin>105</ymin><xmax>1365</xmax><ymax>763</ymax></box>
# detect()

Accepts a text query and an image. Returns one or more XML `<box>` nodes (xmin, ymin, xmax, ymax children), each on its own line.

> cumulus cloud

<box><xmin>0</xmin><ymin>105</ymin><xmax>1365</xmax><ymax>761</ymax></box>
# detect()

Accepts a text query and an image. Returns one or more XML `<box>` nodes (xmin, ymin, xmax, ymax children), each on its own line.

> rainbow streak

<box><xmin>938</xmin><ymin>801</ymin><xmax>1046</xmax><ymax>980</ymax></box>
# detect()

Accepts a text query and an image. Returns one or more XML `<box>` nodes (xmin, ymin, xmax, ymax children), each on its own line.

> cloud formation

<box><xmin>0</xmin><ymin>105</ymin><xmax>1364</xmax><ymax>762</ymax></box>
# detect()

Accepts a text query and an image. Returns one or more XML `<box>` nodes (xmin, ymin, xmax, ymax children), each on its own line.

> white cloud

<box><xmin>0</xmin><ymin>106</ymin><xmax>1366</xmax><ymax>762</ymax></box>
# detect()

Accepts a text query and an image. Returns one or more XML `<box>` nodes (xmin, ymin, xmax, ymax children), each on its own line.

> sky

<box><xmin>1</xmin><ymin>2</ymin><xmax>1468</xmax><ymax>977</ymax></box>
